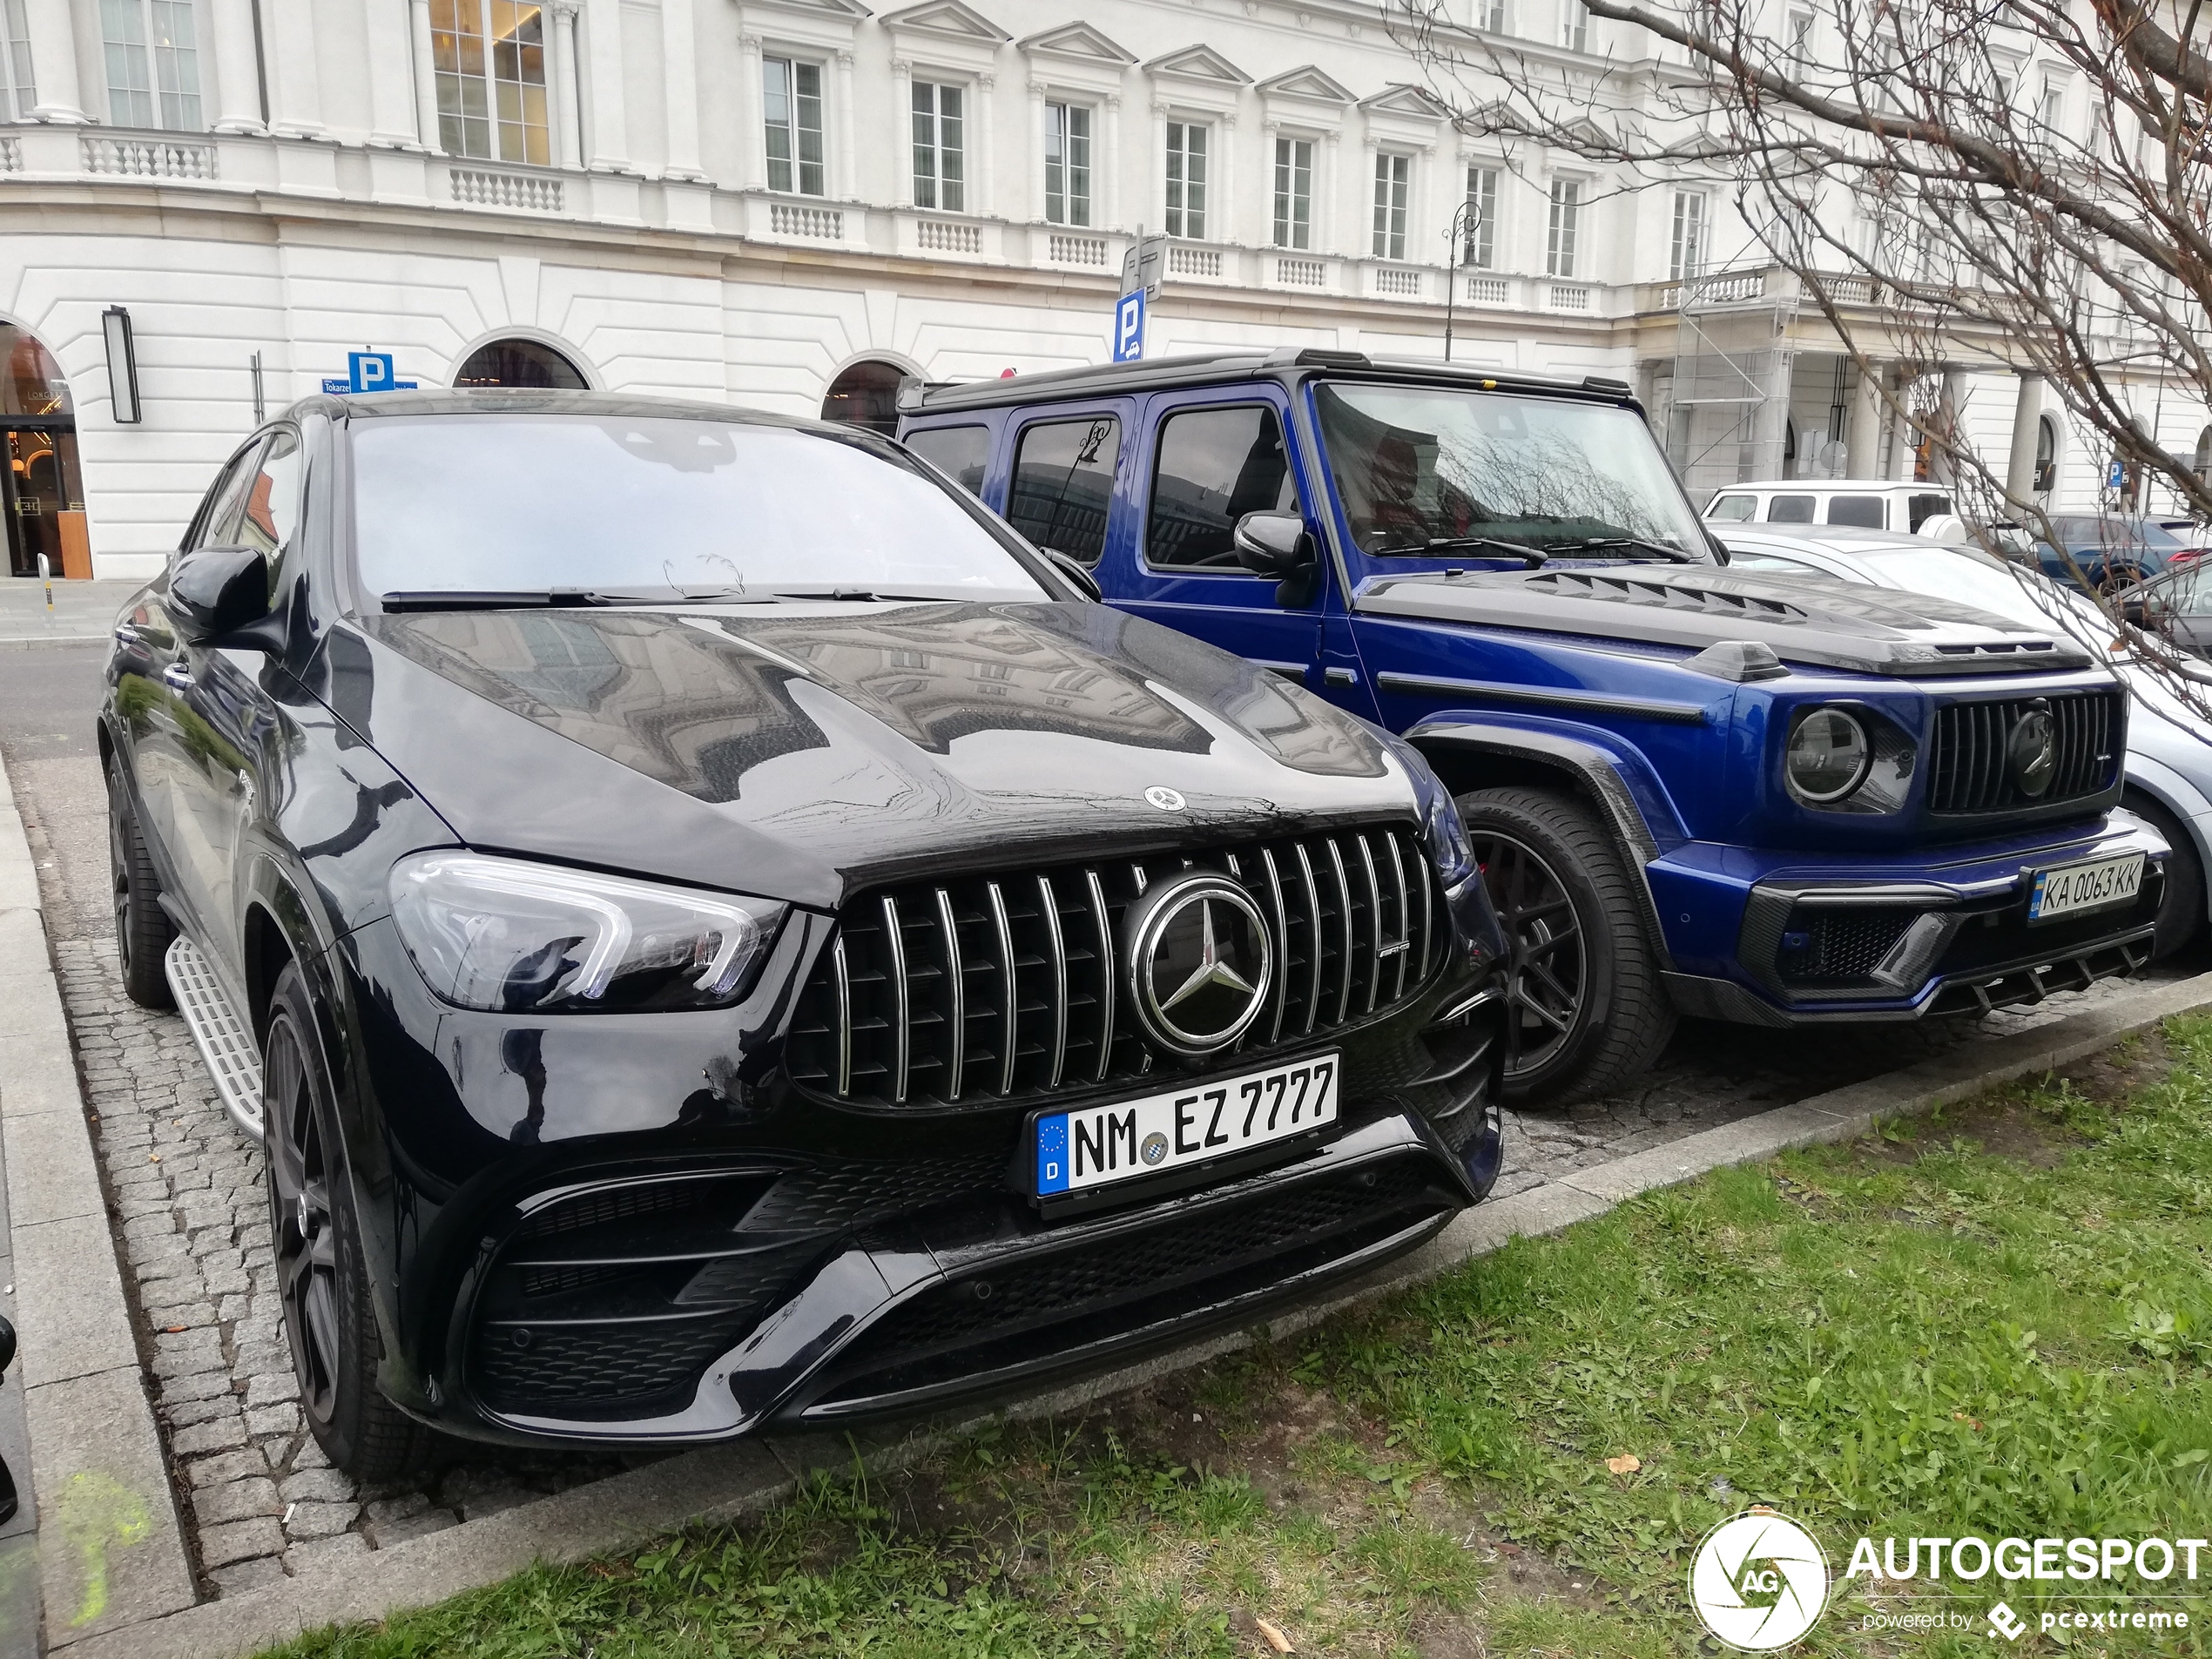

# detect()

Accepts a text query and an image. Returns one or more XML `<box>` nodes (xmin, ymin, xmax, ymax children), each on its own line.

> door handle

<box><xmin>161</xmin><ymin>663</ymin><xmax>192</xmax><ymax>692</ymax></box>
<box><xmin>1324</xmin><ymin>667</ymin><xmax>1359</xmax><ymax>688</ymax></box>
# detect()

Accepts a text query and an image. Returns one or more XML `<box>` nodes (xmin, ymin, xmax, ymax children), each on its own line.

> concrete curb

<box><xmin>0</xmin><ymin>747</ymin><xmax>199</xmax><ymax>1649</ymax></box>
<box><xmin>0</xmin><ymin>637</ymin><xmax>107</xmax><ymax>655</ymax></box>
<box><xmin>48</xmin><ymin>956</ymin><xmax>2212</xmax><ymax>1658</ymax></box>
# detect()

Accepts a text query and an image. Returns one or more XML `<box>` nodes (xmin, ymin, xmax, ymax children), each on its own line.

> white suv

<box><xmin>1703</xmin><ymin>479</ymin><xmax>1955</xmax><ymax>535</ymax></box>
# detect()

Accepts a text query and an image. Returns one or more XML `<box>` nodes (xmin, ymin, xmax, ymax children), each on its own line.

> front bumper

<box><xmin>1654</xmin><ymin>813</ymin><xmax>2168</xmax><ymax>1026</ymax></box>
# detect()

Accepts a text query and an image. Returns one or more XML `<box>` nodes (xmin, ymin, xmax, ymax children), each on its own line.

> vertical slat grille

<box><xmin>786</xmin><ymin>825</ymin><xmax>1444</xmax><ymax>1109</ymax></box>
<box><xmin>1925</xmin><ymin>690</ymin><xmax>2124</xmax><ymax>814</ymax></box>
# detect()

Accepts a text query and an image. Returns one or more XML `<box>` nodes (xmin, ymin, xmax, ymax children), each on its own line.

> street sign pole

<box><xmin>1114</xmin><ymin>226</ymin><xmax>1166</xmax><ymax>363</ymax></box>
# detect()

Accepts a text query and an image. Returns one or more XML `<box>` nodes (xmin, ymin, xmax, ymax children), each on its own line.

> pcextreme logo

<box><xmin>1689</xmin><ymin>1507</ymin><xmax>1831</xmax><ymax>1651</ymax></box>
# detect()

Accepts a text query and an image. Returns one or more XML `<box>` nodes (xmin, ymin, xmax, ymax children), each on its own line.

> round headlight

<box><xmin>1786</xmin><ymin>708</ymin><xmax>1871</xmax><ymax>803</ymax></box>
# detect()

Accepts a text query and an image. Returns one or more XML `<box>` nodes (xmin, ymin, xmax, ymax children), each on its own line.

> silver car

<box><xmin>1722</xmin><ymin>523</ymin><xmax>2212</xmax><ymax>959</ymax></box>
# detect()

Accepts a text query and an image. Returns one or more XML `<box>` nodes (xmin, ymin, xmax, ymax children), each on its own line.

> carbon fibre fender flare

<box><xmin>1402</xmin><ymin>716</ymin><xmax>1682</xmax><ymax>974</ymax></box>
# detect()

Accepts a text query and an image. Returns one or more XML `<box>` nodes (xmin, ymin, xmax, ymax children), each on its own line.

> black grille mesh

<box><xmin>473</xmin><ymin>1312</ymin><xmax>754</xmax><ymax>1415</ymax></box>
<box><xmin>787</xmin><ymin>826</ymin><xmax>1440</xmax><ymax>1109</ymax></box>
<box><xmin>1776</xmin><ymin>909</ymin><xmax>1918</xmax><ymax>986</ymax></box>
<box><xmin>1928</xmin><ymin>691</ymin><xmax>2121</xmax><ymax>814</ymax></box>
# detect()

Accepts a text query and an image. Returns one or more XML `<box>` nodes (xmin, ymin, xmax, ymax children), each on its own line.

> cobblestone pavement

<box><xmin>2</xmin><ymin>686</ymin><xmax>2188</xmax><ymax>1595</ymax></box>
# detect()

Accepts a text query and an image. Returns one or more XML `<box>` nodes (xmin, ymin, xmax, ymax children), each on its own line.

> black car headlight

<box><xmin>1784</xmin><ymin>707</ymin><xmax>1872</xmax><ymax>804</ymax></box>
<box><xmin>388</xmin><ymin>853</ymin><xmax>786</xmax><ymax>1013</ymax></box>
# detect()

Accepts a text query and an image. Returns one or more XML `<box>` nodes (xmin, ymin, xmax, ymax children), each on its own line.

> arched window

<box><xmin>2194</xmin><ymin>425</ymin><xmax>2212</xmax><ymax>483</ymax></box>
<box><xmin>0</xmin><ymin>322</ymin><xmax>83</xmax><ymax>579</ymax></box>
<box><xmin>2</xmin><ymin>326</ymin><xmax>71</xmax><ymax>419</ymax></box>
<box><xmin>2034</xmin><ymin>413</ymin><xmax>2060</xmax><ymax>494</ymax></box>
<box><xmin>820</xmin><ymin>360</ymin><xmax>907</xmax><ymax>435</ymax></box>
<box><xmin>454</xmin><ymin>338</ymin><xmax>589</xmax><ymax>390</ymax></box>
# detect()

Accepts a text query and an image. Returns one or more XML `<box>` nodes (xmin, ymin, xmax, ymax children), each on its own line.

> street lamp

<box><xmin>1441</xmin><ymin>198</ymin><xmax>1478</xmax><ymax>363</ymax></box>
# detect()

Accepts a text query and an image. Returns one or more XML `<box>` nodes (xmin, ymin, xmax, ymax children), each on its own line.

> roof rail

<box><xmin>1581</xmin><ymin>374</ymin><xmax>1634</xmax><ymax>396</ymax></box>
<box><xmin>1262</xmin><ymin>347</ymin><xmax>1372</xmax><ymax>369</ymax></box>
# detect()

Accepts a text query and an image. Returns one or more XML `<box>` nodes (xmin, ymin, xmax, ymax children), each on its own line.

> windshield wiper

<box><xmin>1549</xmin><ymin>536</ymin><xmax>1698</xmax><ymax>564</ymax></box>
<box><xmin>1374</xmin><ymin>536</ymin><xmax>1548</xmax><ymax>568</ymax></box>
<box><xmin>769</xmin><ymin>588</ymin><xmax>954</xmax><ymax>603</ymax></box>
<box><xmin>376</xmin><ymin>586</ymin><xmax>773</xmax><ymax>611</ymax></box>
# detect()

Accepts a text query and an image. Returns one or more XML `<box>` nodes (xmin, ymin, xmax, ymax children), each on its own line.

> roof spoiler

<box><xmin>1581</xmin><ymin>375</ymin><xmax>1634</xmax><ymax>396</ymax></box>
<box><xmin>1260</xmin><ymin>347</ymin><xmax>1373</xmax><ymax>369</ymax></box>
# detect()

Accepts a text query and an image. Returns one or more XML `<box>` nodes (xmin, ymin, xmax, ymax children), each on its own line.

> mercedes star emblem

<box><xmin>1123</xmin><ymin>873</ymin><xmax>1273</xmax><ymax>1055</ymax></box>
<box><xmin>2007</xmin><ymin>702</ymin><xmax>2058</xmax><ymax>798</ymax></box>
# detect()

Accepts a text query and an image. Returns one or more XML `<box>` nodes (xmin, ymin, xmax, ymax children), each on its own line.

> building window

<box><xmin>1547</xmin><ymin>178</ymin><xmax>1582</xmax><ymax>278</ymax></box>
<box><xmin>1164</xmin><ymin>120</ymin><xmax>1208</xmax><ymax>239</ymax></box>
<box><xmin>2038</xmin><ymin>77</ymin><xmax>2066</xmax><ymax>134</ymax></box>
<box><xmin>1477</xmin><ymin>0</ymin><xmax>1507</xmax><ymax>31</ymax></box>
<box><xmin>764</xmin><ymin>57</ymin><xmax>826</xmax><ymax>197</ymax></box>
<box><xmin>454</xmin><ymin>337</ymin><xmax>590</xmax><ymax>388</ymax></box>
<box><xmin>1273</xmin><ymin>137</ymin><xmax>1313</xmax><ymax>250</ymax></box>
<box><xmin>1045</xmin><ymin>101</ymin><xmax>1091</xmax><ymax>226</ymax></box>
<box><xmin>2</xmin><ymin>0</ymin><xmax>34</xmax><ymax>123</ymax></box>
<box><xmin>1372</xmin><ymin>152</ymin><xmax>1410</xmax><ymax>260</ymax></box>
<box><xmin>102</xmin><ymin>0</ymin><xmax>202</xmax><ymax>131</ymax></box>
<box><xmin>432</xmin><ymin>0</ymin><xmax>547</xmax><ymax>164</ymax></box>
<box><xmin>1785</xmin><ymin>6</ymin><xmax>1814</xmax><ymax>52</ymax></box>
<box><xmin>912</xmin><ymin>80</ymin><xmax>965</xmax><ymax>212</ymax></box>
<box><xmin>1561</xmin><ymin>0</ymin><xmax>1588</xmax><ymax>51</ymax></box>
<box><xmin>1463</xmin><ymin>165</ymin><xmax>1499</xmax><ymax>267</ymax></box>
<box><xmin>1669</xmin><ymin>190</ymin><xmax>1707</xmax><ymax>281</ymax></box>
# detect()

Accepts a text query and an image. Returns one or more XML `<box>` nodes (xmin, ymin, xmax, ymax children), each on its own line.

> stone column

<box><xmin>738</xmin><ymin>32</ymin><xmax>764</xmax><ymax>190</ymax></box>
<box><xmin>366</xmin><ymin>0</ymin><xmax>421</xmax><ymax>146</ymax></box>
<box><xmin>1321</xmin><ymin>130</ymin><xmax>1339</xmax><ymax>255</ymax></box>
<box><xmin>834</xmin><ymin>48</ymin><xmax>855</xmax><ymax>199</ymax></box>
<box><xmin>583</xmin><ymin>0</ymin><xmax>629</xmax><ymax>171</ymax></box>
<box><xmin>892</xmin><ymin>59</ymin><xmax>914</xmax><ymax>206</ymax></box>
<box><xmin>1102</xmin><ymin>94</ymin><xmax>1120</xmax><ymax>228</ymax></box>
<box><xmin>266</xmin><ymin>0</ymin><xmax>326</xmax><ymax>138</ymax></box>
<box><xmin>409</xmin><ymin>0</ymin><xmax>441</xmax><ymax>152</ymax></box>
<box><xmin>207</xmin><ymin>0</ymin><xmax>265</xmax><ymax>132</ymax></box>
<box><xmin>2006</xmin><ymin>371</ymin><xmax>2044</xmax><ymax>504</ymax></box>
<box><xmin>550</xmin><ymin>0</ymin><xmax>583</xmax><ymax>168</ymax></box>
<box><xmin>660</xmin><ymin>0</ymin><xmax>704</xmax><ymax>179</ymax></box>
<box><xmin>23</xmin><ymin>0</ymin><xmax>87</xmax><ymax>123</ymax></box>
<box><xmin>1214</xmin><ymin>111</ymin><xmax>1235</xmax><ymax>244</ymax></box>
<box><xmin>1844</xmin><ymin>360</ymin><xmax>1882</xmax><ymax>479</ymax></box>
<box><xmin>1028</xmin><ymin>80</ymin><xmax>1048</xmax><ymax>222</ymax></box>
<box><xmin>972</xmin><ymin>72</ymin><xmax>995</xmax><ymax>217</ymax></box>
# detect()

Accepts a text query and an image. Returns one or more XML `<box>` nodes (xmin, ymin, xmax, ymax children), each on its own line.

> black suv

<box><xmin>101</xmin><ymin>391</ymin><xmax>1507</xmax><ymax>1477</ymax></box>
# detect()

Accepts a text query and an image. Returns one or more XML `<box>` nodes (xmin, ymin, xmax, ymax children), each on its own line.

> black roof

<box><xmin>901</xmin><ymin>347</ymin><xmax>1637</xmax><ymax>415</ymax></box>
<box><xmin>287</xmin><ymin>388</ymin><xmax>828</xmax><ymax>428</ymax></box>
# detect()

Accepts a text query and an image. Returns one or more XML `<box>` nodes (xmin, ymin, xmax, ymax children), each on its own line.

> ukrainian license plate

<box><xmin>2028</xmin><ymin>853</ymin><xmax>2145</xmax><ymax>922</ymax></box>
<box><xmin>1034</xmin><ymin>1055</ymin><xmax>1340</xmax><ymax>1197</ymax></box>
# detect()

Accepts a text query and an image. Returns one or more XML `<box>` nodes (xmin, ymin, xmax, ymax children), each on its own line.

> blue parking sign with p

<box><xmin>348</xmin><ymin>351</ymin><xmax>396</xmax><ymax>393</ymax></box>
<box><xmin>1112</xmin><ymin>290</ymin><xmax>1145</xmax><ymax>364</ymax></box>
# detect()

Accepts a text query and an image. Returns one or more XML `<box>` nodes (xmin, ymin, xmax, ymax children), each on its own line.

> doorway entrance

<box><xmin>819</xmin><ymin>360</ymin><xmax>907</xmax><ymax>435</ymax></box>
<box><xmin>1</xmin><ymin>326</ymin><xmax>82</xmax><ymax>578</ymax></box>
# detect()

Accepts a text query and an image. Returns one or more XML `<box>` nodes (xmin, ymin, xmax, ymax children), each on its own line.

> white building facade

<box><xmin>0</xmin><ymin>0</ymin><xmax>2195</xmax><ymax>580</ymax></box>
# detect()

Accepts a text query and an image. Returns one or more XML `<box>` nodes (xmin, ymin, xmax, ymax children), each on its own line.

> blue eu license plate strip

<box><xmin>1034</xmin><ymin>1055</ymin><xmax>1339</xmax><ymax>1197</ymax></box>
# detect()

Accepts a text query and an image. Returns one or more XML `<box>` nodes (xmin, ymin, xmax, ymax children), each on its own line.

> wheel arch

<box><xmin>2121</xmin><ymin>759</ymin><xmax>2212</xmax><ymax>873</ymax></box>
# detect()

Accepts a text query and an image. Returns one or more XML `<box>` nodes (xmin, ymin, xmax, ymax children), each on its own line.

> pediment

<box><xmin>1143</xmin><ymin>44</ymin><xmax>1252</xmax><ymax>84</ymax></box>
<box><xmin>741</xmin><ymin>0</ymin><xmax>873</xmax><ymax>18</ymax></box>
<box><xmin>880</xmin><ymin>0</ymin><xmax>1009</xmax><ymax>43</ymax></box>
<box><xmin>1255</xmin><ymin>64</ymin><xmax>1355</xmax><ymax>104</ymax></box>
<box><xmin>1016</xmin><ymin>22</ymin><xmax>1136</xmax><ymax>64</ymax></box>
<box><xmin>1358</xmin><ymin>82</ymin><xmax>1452</xmax><ymax>119</ymax></box>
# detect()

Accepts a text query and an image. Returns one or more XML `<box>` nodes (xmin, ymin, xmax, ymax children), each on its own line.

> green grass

<box><xmin>264</xmin><ymin>1017</ymin><xmax>2212</xmax><ymax>1657</ymax></box>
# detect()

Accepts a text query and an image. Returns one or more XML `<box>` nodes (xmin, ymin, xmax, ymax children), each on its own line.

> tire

<box><xmin>1457</xmin><ymin>785</ymin><xmax>1676</xmax><ymax>1106</ymax></box>
<box><xmin>2126</xmin><ymin>790</ymin><xmax>2204</xmax><ymax>960</ymax></box>
<box><xmin>105</xmin><ymin>757</ymin><xmax>177</xmax><ymax>1010</ymax></box>
<box><xmin>262</xmin><ymin>963</ymin><xmax>431</xmax><ymax>1482</ymax></box>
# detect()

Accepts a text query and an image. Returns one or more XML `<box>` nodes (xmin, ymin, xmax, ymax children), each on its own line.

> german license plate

<box><xmin>2028</xmin><ymin>853</ymin><xmax>2145</xmax><ymax>922</ymax></box>
<box><xmin>1034</xmin><ymin>1054</ymin><xmax>1339</xmax><ymax>1197</ymax></box>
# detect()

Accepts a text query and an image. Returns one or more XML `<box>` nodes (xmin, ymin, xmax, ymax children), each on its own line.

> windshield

<box><xmin>1312</xmin><ymin>383</ymin><xmax>1714</xmax><ymax>562</ymax></box>
<box><xmin>350</xmin><ymin>415</ymin><xmax>1049</xmax><ymax>601</ymax></box>
<box><xmin>2049</xmin><ymin>516</ymin><xmax>2182</xmax><ymax>551</ymax></box>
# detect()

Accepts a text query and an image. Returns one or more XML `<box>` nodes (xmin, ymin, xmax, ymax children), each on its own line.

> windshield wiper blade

<box><xmin>377</xmin><ymin>586</ymin><xmax>777</xmax><ymax>611</ymax></box>
<box><xmin>1551</xmin><ymin>536</ymin><xmax>1697</xmax><ymax>563</ymax></box>
<box><xmin>1376</xmin><ymin>536</ymin><xmax>1548</xmax><ymax>567</ymax></box>
<box><xmin>769</xmin><ymin>588</ymin><xmax>953</xmax><ymax>603</ymax></box>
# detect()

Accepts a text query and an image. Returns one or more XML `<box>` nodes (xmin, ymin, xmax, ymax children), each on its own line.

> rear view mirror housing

<box><xmin>1038</xmin><ymin>547</ymin><xmax>1103</xmax><ymax>603</ymax></box>
<box><xmin>1232</xmin><ymin>510</ymin><xmax>1312</xmax><ymax>577</ymax></box>
<box><xmin>166</xmin><ymin>544</ymin><xmax>278</xmax><ymax>648</ymax></box>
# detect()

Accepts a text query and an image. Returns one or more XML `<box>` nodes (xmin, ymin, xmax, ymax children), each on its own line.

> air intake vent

<box><xmin>1926</xmin><ymin>690</ymin><xmax>2122</xmax><ymax>814</ymax></box>
<box><xmin>786</xmin><ymin>826</ymin><xmax>1440</xmax><ymax>1111</ymax></box>
<box><xmin>1527</xmin><ymin>570</ymin><xmax>1811</xmax><ymax>622</ymax></box>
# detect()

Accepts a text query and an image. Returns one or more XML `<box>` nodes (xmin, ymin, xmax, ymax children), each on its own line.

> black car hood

<box><xmin>327</xmin><ymin>602</ymin><xmax>1406</xmax><ymax>907</ymax></box>
<box><xmin>1357</xmin><ymin>566</ymin><xmax>2096</xmax><ymax>676</ymax></box>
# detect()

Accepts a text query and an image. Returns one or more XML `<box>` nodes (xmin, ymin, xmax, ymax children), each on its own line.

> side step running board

<box><xmin>164</xmin><ymin>937</ymin><xmax>264</xmax><ymax>1141</ymax></box>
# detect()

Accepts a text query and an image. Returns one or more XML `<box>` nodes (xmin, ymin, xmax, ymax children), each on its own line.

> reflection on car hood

<box><xmin>326</xmin><ymin>601</ymin><xmax>1406</xmax><ymax>906</ymax></box>
<box><xmin>1357</xmin><ymin>566</ymin><xmax>2096</xmax><ymax>676</ymax></box>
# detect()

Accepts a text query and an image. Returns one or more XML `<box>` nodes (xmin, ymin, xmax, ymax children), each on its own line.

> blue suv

<box><xmin>899</xmin><ymin>349</ymin><xmax>2168</xmax><ymax>1103</ymax></box>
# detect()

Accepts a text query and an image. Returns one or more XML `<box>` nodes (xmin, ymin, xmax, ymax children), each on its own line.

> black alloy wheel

<box><xmin>105</xmin><ymin>756</ymin><xmax>176</xmax><ymax>1010</ymax></box>
<box><xmin>262</xmin><ymin>963</ymin><xmax>430</xmax><ymax>1480</ymax></box>
<box><xmin>1456</xmin><ymin>786</ymin><xmax>1677</xmax><ymax>1106</ymax></box>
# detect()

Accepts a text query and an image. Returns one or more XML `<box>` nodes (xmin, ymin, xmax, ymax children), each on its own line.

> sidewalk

<box><xmin>0</xmin><ymin>582</ymin><xmax>139</xmax><ymax>652</ymax></box>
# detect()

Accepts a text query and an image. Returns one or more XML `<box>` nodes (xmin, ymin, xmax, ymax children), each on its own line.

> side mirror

<box><xmin>1232</xmin><ymin>511</ymin><xmax>1312</xmax><ymax>577</ymax></box>
<box><xmin>1037</xmin><ymin>547</ymin><xmax>1103</xmax><ymax>603</ymax></box>
<box><xmin>167</xmin><ymin>545</ymin><xmax>274</xmax><ymax>647</ymax></box>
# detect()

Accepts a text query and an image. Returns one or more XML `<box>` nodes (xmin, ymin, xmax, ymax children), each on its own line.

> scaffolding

<box><xmin>1662</xmin><ymin>266</ymin><xmax>1798</xmax><ymax>499</ymax></box>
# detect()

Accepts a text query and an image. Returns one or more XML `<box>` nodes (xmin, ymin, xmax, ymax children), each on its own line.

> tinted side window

<box><xmin>904</xmin><ymin>424</ymin><xmax>990</xmax><ymax>495</ymax></box>
<box><xmin>1007</xmin><ymin>415</ymin><xmax>1120</xmax><ymax>565</ymax></box>
<box><xmin>188</xmin><ymin>441</ymin><xmax>266</xmax><ymax>553</ymax></box>
<box><xmin>1708</xmin><ymin>494</ymin><xmax>1756</xmax><ymax>521</ymax></box>
<box><xmin>1766</xmin><ymin>494</ymin><xmax>1815</xmax><ymax>523</ymax></box>
<box><xmin>236</xmin><ymin>432</ymin><xmax>304</xmax><ymax>565</ymax></box>
<box><xmin>1907</xmin><ymin>492</ymin><xmax>1952</xmax><ymax>531</ymax></box>
<box><xmin>1146</xmin><ymin>405</ymin><xmax>1296</xmax><ymax>570</ymax></box>
<box><xmin>1826</xmin><ymin>494</ymin><xmax>1885</xmax><ymax>528</ymax></box>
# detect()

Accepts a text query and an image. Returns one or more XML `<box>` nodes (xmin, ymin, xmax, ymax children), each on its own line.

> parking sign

<box><xmin>349</xmin><ymin>351</ymin><xmax>395</xmax><ymax>393</ymax></box>
<box><xmin>1112</xmin><ymin>290</ymin><xmax>1146</xmax><ymax>363</ymax></box>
